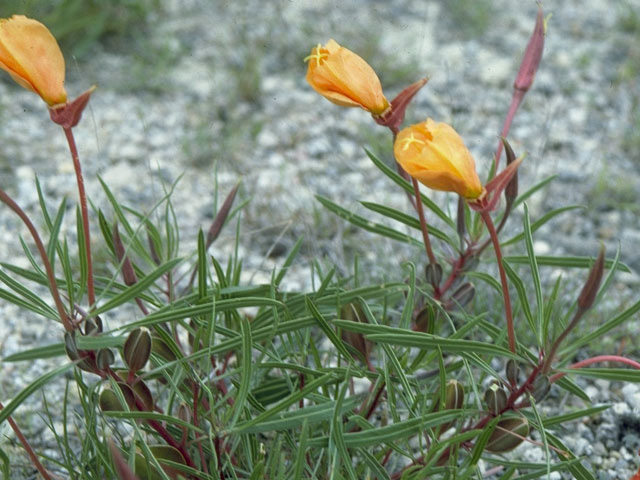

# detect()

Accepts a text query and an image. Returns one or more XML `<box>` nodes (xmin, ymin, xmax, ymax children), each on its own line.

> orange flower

<box><xmin>0</xmin><ymin>15</ymin><xmax>67</xmax><ymax>106</ymax></box>
<box><xmin>394</xmin><ymin>119</ymin><xmax>483</xmax><ymax>200</ymax></box>
<box><xmin>304</xmin><ymin>39</ymin><xmax>389</xmax><ymax>115</ymax></box>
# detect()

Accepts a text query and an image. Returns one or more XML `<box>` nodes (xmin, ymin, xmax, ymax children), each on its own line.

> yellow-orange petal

<box><xmin>305</xmin><ymin>39</ymin><xmax>389</xmax><ymax>115</ymax></box>
<box><xmin>394</xmin><ymin>119</ymin><xmax>483</xmax><ymax>199</ymax></box>
<box><xmin>0</xmin><ymin>15</ymin><xmax>67</xmax><ymax>106</ymax></box>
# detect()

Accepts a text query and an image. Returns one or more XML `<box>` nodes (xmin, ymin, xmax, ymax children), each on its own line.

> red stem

<box><xmin>63</xmin><ymin>126</ymin><xmax>96</xmax><ymax>309</ymax></box>
<box><xmin>411</xmin><ymin>178</ymin><xmax>437</xmax><ymax>267</ymax></box>
<box><xmin>480</xmin><ymin>211</ymin><xmax>516</xmax><ymax>353</ymax></box>
<box><xmin>0</xmin><ymin>189</ymin><xmax>71</xmax><ymax>331</ymax></box>
<box><xmin>494</xmin><ymin>90</ymin><xmax>524</xmax><ymax>171</ymax></box>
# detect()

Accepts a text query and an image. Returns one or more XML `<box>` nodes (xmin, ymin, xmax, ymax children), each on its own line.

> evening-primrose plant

<box><xmin>0</xmin><ymin>7</ymin><xmax>639</xmax><ymax>480</ymax></box>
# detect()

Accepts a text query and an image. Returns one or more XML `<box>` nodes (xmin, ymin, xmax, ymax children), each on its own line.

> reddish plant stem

<box><xmin>0</xmin><ymin>402</ymin><xmax>53</xmax><ymax>480</ymax></box>
<box><xmin>436</xmin><ymin>249</ymin><xmax>474</xmax><ymax>300</ymax></box>
<box><xmin>62</xmin><ymin>126</ymin><xmax>96</xmax><ymax>309</ymax></box>
<box><xmin>411</xmin><ymin>178</ymin><xmax>437</xmax><ymax>268</ymax></box>
<box><xmin>494</xmin><ymin>90</ymin><xmax>524</xmax><ymax>171</ymax></box>
<box><xmin>0</xmin><ymin>188</ymin><xmax>71</xmax><ymax>331</ymax></box>
<box><xmin>480</xmin><ymin>211</ymin><xmax>516</xmax><ymax>353</ymax></box>
<box><xmin>550</xmin><ymin>355</ymin><xmax>640</xmax><ymax>383</ymax></box>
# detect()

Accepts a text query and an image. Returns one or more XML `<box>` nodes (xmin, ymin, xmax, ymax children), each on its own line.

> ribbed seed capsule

<box><xmin>484</xmin><ymin>383</ymin><xmax>508</xmax><ymax>415</ymax></box>
<box><xmin>506</xmin><ymin>359</ymin><xmax>520</xmax><ymax>386</ymax></box>
<box><xmin>425</xmin><ymin>263</ymin><xmax>443</xmax><ymax>286</ymax></box>
<box><xmin>485</xmin><ymin>416</ymin><xmax>529</xmax><ymax>453</ymax></box>
<box><xmin>531</xmin><ymin>375</ymin><xmax>551</xmax><ymax>402</ymax></box>
<box><xmin>123</xmin><ymin>327</ymin><xmax>151</xmax><ymax>372</ymax></box>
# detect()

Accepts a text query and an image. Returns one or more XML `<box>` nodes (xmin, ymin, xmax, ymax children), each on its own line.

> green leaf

<box><xmin>92</xmin><ymin>258</ymin><xmax>182</xmax><ymax>315</ymax></box>
<box><xmin>334</xmin><ymin>321</ymin><xmax>518</xmax><ymax>359</ymax></box>
<box><xmin>0</xmin><ymin>363</ymin><xmax>74</xmax><ymax>425</ymax></box>
<box><xmin>502</xmin><ymin>205</ymin><xmax>583</xmax><ymax>247</ymax></box>
<box><xmin>542</xmin><ymin>405</ymin><xmax>610</xmax><ymax>427</ymax></box>
<box><xmin>3</xmin><ymin>343</ymin><xmax>66</xmax><ymax>362</ymax></box>
<box><xmin>503</xmin><ymin>255</ymin><xmax>630</xmax><ymax>272</ymax></box>
<box><xmin>360</xmin><ymin>201</ymin><xmax>455</xmax><ymax>247</ymax></box>
<box><xmin>305</xmin><ymin>296</ymin><xmax>352</xmax><ymax>361</ymax></box>
<box><xmin>229</xmin><ymin>317</ymin><xmax>253</xmax><ymax>428</ymax></box>
<box><xmin>316</xmin><ymin>195</ymin><xmax>422</xmax><ymax>247</ymax></box>
<box><xmin>503</xmin><ymin>261</ymin><xmax>536</xmax><ymax>338</ymax></box>
<box><xmin>561</xmin><ymin>368</ymin><xmax>640</xmax><ymax>382</ymax></box>
<box><xmin>231</xmin><ymin>373</ymin><xmax>338</xmax><ymax>433</ymax></box>
<box><xmin>307</xmin><ymin>410</ymin><xmax>467</xmax><ymax>448</ymax></box>
<box><xmin>521</xmin><ymin>204</ymin><xmax>544</xmax><ymax>345</ymax></box>
<box><xmin>512</xmin><ymin>174</ymin><xmax>557</xmax><ymax>209</ymax></box>
<box><xmin>365</xmin><ymin>148</ymin><xmax>455</xmax><ymax>229</ymax></box>
<box><xmin>233</xmin><ymin>396</ymin><xmax>361</xmax><ymax>434</ymax></box>
<box><xmin>562</xmin><ymin>298</ymin><xmax>640</xmax><ymax>355</ymax></box>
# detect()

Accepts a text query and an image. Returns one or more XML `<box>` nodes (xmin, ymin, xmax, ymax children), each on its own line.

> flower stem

<box><xmin>0</xmin><ymin>188</ymin><xmax>71</xmax><ymax>331</ymax></box>
<box><xmin>62</xmin><ymin>126</ymin><xmax>96</xmax><ymax>308</ymax></box>
<box><xmin>480</xmin><ymin>210</ymin><xmax>516</xmax><ymax>353</ymax></box>
<box><xmin>411</xmin><ymin>177</ymin><xmax>437</xmax><ymax>266</ymax></box>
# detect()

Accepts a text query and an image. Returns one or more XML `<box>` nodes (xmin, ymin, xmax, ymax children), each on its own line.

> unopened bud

<box><xmin>177</xmin><ymin>403</ymin><xmax>191</xmax><ymax>424</ymax></box>
<box><xmin>531</xmin><ymin>374</ymin><xmax>550</xmax><ymax>402</ymax></box>
<box><xmin>84</xmin><ymin>316</ymin><xmax>103</xmax><ymax>336</ymax></box>
<box><xmin>123</xmin><ymin>327</ymin><xmax>152</xmax><ymax>372</ymax></box>
<box><xmin>502</xmin><ymin>138</ymin><xmax>518</xmax><ymax>213</ymax></box>
<box><xmin>577</xmin><ymin>245</ymin><xmax>605</xmax><ymax>313</ymax></box>
<box><xmin>506</xmin><ymin>359</ymin><xmax>520</xmax><ymax>386</ymax></box>
<box><xmin>484</xmin><ymin>383</ymin><xmax>508</xmax><ymax>415</ymax></box>
<box><xmin>514</xmin><ymin>6</ymin><xmax>545</xmax><ymax>92</ymax></box>
<box><xmin>444</xmin><ymin>380</ymin><xmax>465</xmax><ymax>410</ymax></box>
<box><xmin>485</xmin><ymin>416</ymin><xmax>529</xmax><ymax>453</ymax></box>
<box><xmin>340</xmin><ymin>303</ymin><xmax>372</xmax><ymax>362</ymax></box>
<box><xmin>425</xmin><ymin>263</ymin><xmax>443</xmax><ymax>286</ymax></box>
<box><xmin>113</xmin><ymin>223</ymin><xmax>138</xmax><ymax>286</ymax></box>
<box><xmin>450</xmin><ymin>282</ymin><xmax>475</xmax><ymax>308</ymax></box>
<box><xmin>96</xmin><ymin>348</ymin><xmax>115</xmax><ymax>370</ymax></box>
<box><xmin>414</xmin><ymin>304</ymin><xmax>436</xmax><ymax>333</ymax></box>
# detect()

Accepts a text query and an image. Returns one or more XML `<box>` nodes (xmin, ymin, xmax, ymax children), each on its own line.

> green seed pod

<box><xmin>96</xmin><ymin>348</ymin><xmax>115</xmax><ymax>370</ymax></box>
<box><xmin>340</xmin><ymin>303</ymin><xmax>372</xmax><ymax>363</ymax></box>
<box><xmin>505</xmin><ymin>359</ymin><xmax>520</xmax><ymax>386</ymax></box>
<box><xmin>414</xmin><ymin>303</ymin><xmax>436</xmax><ymax>333</ymax></box>
<box><xmin>484</xmin><ymin>383</ymin><xmax>508</xmax><ymax>415</ymax></box>
<box><xmin>444</xmin><ymin>379</ymin><xmax>465</xmax><ymax>410</ymax></box>
<box><xmin>425</xmin><ymin>263</ymin><xmax>443</xmax><ymax>286</ymax></box>
<box><xmin>177</xmin><ymin>403</ymin><xmax>191</xmax><ymax>424</ymax></box>
<box><xmin>123</xmin><ymin>327</ymin><xmax>151</xmax><ymax>372</ymax></box>
<box><xmin>531</xmin><ymin>374</ymin><xmax>550</xmax><ymax>402</ymax></box>
<box><xmin>99</xmin><ymin>383</ymin><xmax>135</xmax><ymax>412</ymax></box>
<box><xmin>64</xmin><ymin>331</ymin><xmax>79</xmax><ymax>361</ymax></box>
<box><xmin>151</xmin><ymin>334</ymin><xmax>177</xmax><ymax>361</ymax></box>
<box><xmin>450</xmin><ymin>282</ymin><xmax>475</xmax><ymax>308</ymax></box>
<box><xmin>485</xmin><ymin>416</ymin><xmax>529</xmax><ymax>453</ymax></box>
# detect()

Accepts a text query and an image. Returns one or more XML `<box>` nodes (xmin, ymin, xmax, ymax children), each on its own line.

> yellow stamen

<box><xmin>400</xmin><ymin>132</ymin><xmax>426</xmax><ymax>151</ymax></box>
<box><xmin>303</xmin><ymin>44</ymin><xmax>329</xmax><ymax>67</ymax></box>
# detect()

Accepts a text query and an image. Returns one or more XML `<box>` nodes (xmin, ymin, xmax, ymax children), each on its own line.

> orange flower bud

<box><xmin>304</xmin><ymin>39</ymin><xmax>389</xmax><ymax>115</ymax></box>
<box><xmin>394</xmin><ymin>119</ymin><xmax>484</xmax><ymax>199</ymax></box>
<box><xmin>0</xmin><ymin>15</ymin><xmax>67</xmax><ymax>106</ymax></box>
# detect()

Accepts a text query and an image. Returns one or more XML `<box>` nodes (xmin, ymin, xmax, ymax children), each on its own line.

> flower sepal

<box><xmin>468</xmin><ymin>154</ymin><xmax>524</xmax><ymax>213</ymax></box>
<box><xmin>49</xmin><ymin>85</ymin><xmax>96</xmax><ymax>129</ymax></box>
<box><xmin>374</xmin><ymin>77</ymin><xmax>428</xmax><ymax>131</ymax></box>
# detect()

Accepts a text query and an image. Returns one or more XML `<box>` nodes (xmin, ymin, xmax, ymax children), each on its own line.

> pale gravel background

<box><xmin>1</xmin><ymin>0</ymin><xmax>640</xmax><ymax>477</ymax></box>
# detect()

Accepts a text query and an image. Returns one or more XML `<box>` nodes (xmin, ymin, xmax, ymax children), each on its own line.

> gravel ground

<box><xmin>1</xmin><ymin>0</ymin><xmax>640</xmax><ymax>477</ymax></box>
